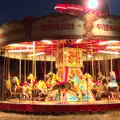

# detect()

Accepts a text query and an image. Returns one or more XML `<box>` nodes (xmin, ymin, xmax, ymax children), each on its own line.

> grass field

<box><xmin>0</xmin><ymin>111</ymin><xmax>120</xmax><ymax>120</ymax></box>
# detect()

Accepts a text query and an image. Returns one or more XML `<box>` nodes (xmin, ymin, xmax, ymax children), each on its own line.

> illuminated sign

<box><xmin>97</xmin><ymin>24</ymin><xmax>120</xmax><ymax>31</ymax></box>
<box><xmin>40</xmin><ymin>23</ymin><xmax>75</xmax><ymax>31</ymax></box>
<box><xmin>92</xmin><ymin>18</ymin><xmax>120</xmax><ymax>37</ymax></box>
<box><xmin>32</xmin><ymin>14</ymin><xmax>85</xmax><ymax>38</ymax></box>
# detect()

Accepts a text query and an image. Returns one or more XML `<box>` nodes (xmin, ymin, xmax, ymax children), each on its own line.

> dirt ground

<box><xmin>0</xmin><ymin>111</ymin><xmax>120</xmax><ymax>120</ymax></box>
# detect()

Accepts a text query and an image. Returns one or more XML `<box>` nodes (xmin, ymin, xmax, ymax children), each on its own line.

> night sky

<box><xmin>0</xmin><ymin>0</ymin><xmax>119</xmax><ymax>25</ymax></box>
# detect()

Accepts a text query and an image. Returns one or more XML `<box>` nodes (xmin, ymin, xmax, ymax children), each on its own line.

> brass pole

<box><xmin>32</xmin><ymin>41</ymin><xmax>36</xmax><ymax>76</ymax></box>
<box><xmin>44</xmin><ymin>55</ymin><xmax>46</xmax><ymax>81</ymax></box>
<box><xmin>110</xmin><ymin>54</ymin><xmax>113</xmax><ymax>72</ymax></box>
<box><xmin>91</xmin><ymin>42</ymin><xmax>94</xmax><ymax>80</ymax></box>
<box><xmin>2</xmin><ymin>53</ymin><xmax>6</xmax><ymax>101</ymax></box>
<box><xmin>98</xmin><ymin>53</ymin><xmax>100</xmax><ymax>73</ymax></box>
<box><xmin>19</xmin><ymin>49</ymin><xmax>22</xmax><ymax>83</ymax></box>
<box><xmin>24</xmin><ymin>54</ymin><xmax>26</xmax><ymax>81</ymax></box>
<box><xmin>51</xmin><ymin>42</ymin><xmax>53</xmax><ymax>72</ymax></box>
<box><xmin>106</xmin><ymin>54</ymin><xmax>109</xmax><ymax>77</ymax></box>
<box><xmin>86</xmin><ymin>39</ymin><xmax>88</xmax><ymax>103</ymax></box>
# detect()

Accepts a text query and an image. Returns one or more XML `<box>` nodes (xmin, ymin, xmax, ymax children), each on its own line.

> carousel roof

<box><xmin>55</xmin><ymin>4</ymin><xmax>108</xmax><ymax>17</ymax></box>
<box><xmin>3</xmin><ymin>39</ymin><xmax>120</xmax><ymax>57</ymax></box>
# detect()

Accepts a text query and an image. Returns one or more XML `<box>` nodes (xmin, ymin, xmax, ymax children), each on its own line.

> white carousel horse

<box><xmin>10</xmin><ymin>77</ymin><xmax>32</xmax><ymax>100</ymax></box>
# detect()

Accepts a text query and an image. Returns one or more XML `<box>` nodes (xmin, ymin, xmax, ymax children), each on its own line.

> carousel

<box><xmin>0</xmin><ymin>2</ymin><xmax>120</xmax><ymax>113</ymax></box>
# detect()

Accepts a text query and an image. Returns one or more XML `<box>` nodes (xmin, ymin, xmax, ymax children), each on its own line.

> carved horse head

<box><xmin>46</xmin><ymin>71</ymin><xmax>60</xmax><ymax>88</ymax></box>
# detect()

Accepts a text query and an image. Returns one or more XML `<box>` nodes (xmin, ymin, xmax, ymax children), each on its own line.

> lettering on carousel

<box><xmin>33</xmin><ymin>23</ymin><xmax>76</xmax><ymax>31</ymax></box>
<box><xmin>97</xmin><ymin>24</ymin><xmax>120</xmax><ymax>31</ymax></box>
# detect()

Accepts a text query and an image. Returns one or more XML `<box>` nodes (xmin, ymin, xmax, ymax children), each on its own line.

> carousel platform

<box><xmin>0</xmin><ymin>100</ymin><xmax>120</xmax><ymax>113</ymax></box>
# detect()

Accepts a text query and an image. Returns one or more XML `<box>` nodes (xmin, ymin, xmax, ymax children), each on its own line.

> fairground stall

<box><xmin>0</xmin><ymin>3</ymin><xmax>120</xmax><ymax>113</ymax></box>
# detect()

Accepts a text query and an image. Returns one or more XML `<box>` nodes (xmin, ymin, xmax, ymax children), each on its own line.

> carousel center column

<box><xmin>56</xmin><ymin>47</ymin><xmax>83</xmax><ymax>82</ymax></box>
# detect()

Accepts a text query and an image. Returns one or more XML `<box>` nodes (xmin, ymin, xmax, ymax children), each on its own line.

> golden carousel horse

<box><xmin>35</xmin><ymin>80</ymin><xmax>47</xmax><ymax>94</ymax></box>
<box><xmin>33</xmin><ymin>80</ymin><xmax>47</xmax><ymax>100</ymax></box>
<box><xmin>83</xmin><ymin>73</ymin><xmax>107</xmax><ymax>101</ymax></box>
<box><xmin>27</xmin><ymin>73</ymin><xmax>48</xmax><ymax>100</ymax></box>
<box><xmin>84</xmin><ymin>73</ymin><xmax>95</xmax><ymax>89</ymax></box>
<box><xmin>5</xmin><ymin>73</ymin><xmax>12</xmax><ymax>99</ymax></box>
<box><xmin>27</xmin><ymin>73</ymin><xmax>35</xmax><ymax>87</ymax></box>
<box><xmin>77</xmin><ymin>73</ymin><xmax>95</xmax><ymax>102</ymax></box>
<box><xmin>46</xmin><ymin>71</ymin><xmax>61</xmax><ymax>89</ymax></box>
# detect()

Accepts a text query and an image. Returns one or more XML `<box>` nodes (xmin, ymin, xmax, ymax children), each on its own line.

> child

<box><xmin>108</xmin><ymin>71</ymin><xmax>118</xmax><ymax>99</ymax></box>
<box><xmin>108</xmin><ymin>71</ymin><xmax>117</xmax><ymax>88</ymax></box>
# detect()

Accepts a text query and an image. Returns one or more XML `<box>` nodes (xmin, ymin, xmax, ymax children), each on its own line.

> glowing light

<box><xmin>88</xmin><ymin>55</ymin><xmax>92</xmax><ymax>57</ymax></box>
<box><xmin>8</xmin><ymin>49</ymin><xmax>33</xmax><ymax>53</ymax></box>
<box><xmin>28</xmin><ymin>52</ymin><xmax>45</xmax><ymax>57</ymax></box>
<box><xmin>8</xmin><ymin>44</ymin><xmax>33</xmax><ymax>48</ymax></box>
<box><xmin>106</xmin><ymin>46</ymin><xmax>120</xmax><ymax>49</ymax></box>
<box><xmin>88</xmin><ymin>0</ymin><xmax>99</xmax><ymax>9</ymax></box>
<box><xmin>75</xmin><ymin>39</ymin><xmax>83</xmax><ymax>43</ymax></box>
<box><xmin>54</xmin><ymin>6</ymin><xmax>67</xmax><ymax>10</ymax></box>
<box><xmin>41</xmin><ymin>40</ymin><xmax>53</xmax><ymax>44</ymax></box>
<box><xmin>55</xmin><ymin>4</ymin><xmax>106</xmax><ymax>16</ymax></box>
<box><xmin>99</xmin><ymin>50</ymin><xmax>119</xmax><ymax>55</ymax></box>
<box><xmin>99</xmin><ymin>40</ymin><xmax>119</xmax><ymax>45</ymax></box>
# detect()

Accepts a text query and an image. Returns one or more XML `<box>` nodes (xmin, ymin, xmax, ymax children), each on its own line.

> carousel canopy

<box><xmin>2</xmin><ymin>39</ymin><xmax>120</xmax><ymax>61</ymax></box>
<box><xmin>0</xmin><ymin>12</ymin><xmax>120</xmax><ymax>61</ymax></box>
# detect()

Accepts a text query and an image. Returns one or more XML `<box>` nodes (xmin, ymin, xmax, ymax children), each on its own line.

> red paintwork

<box><xmin>0</xmin><ymin>102</ymin><xmax>120</xmax><ymax>113</ymax></box>
<box><xmin>55</xmin><ymin>4</ymin><xmax>107</xmax><ymax>16</ymax></box>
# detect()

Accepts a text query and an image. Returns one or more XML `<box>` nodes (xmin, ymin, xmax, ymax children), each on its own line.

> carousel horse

<box><xmin>21</xmin><ymin>80</ymin><xmax>32</xmax><ymax>100</ymax></box>
<box><xmin>78</xmin><ymin>73</ymin><xmax>95</xmax><ymax>102</ymax></box>
<box><xmin>94</xmin><ymin>74</ymin><xmax>109</xmax><ymax>100</ymax></box>
<box><xmin>10</xmin><ymin>77</ymin><xmax>32</xmax><ymax>100</ymax></box>
<box><xmin>33</xmin><ymin>80</ymin><xmax>47</xmax><ymax>100</ymax></box>
<box><xmin>83</xmin><ymin>73</ymin><xmax>109</xmax><ymax>101</ymax></box>
<box><xmin>26</xmin><ymin>73</ymin><xmax>37</xmax><ymax>99</ymax></box>
<box><xmin>45</xmin><ymin>72</ymin><xmax>79</xmax><ymax>101</ymax></box>
<box><xmin>94</xmin><ymin>71</ymin><xmax>120</xmax><ymax>100</ymax></box>
<box><xmin>27</xmin><ymin>73</ymin><xmax>36</xmax><ymax>87</ymax></box>
<box><xmin>69</xmin><ymin>72</ymin><xmax>95</xmax><ymax>101</ymax></box>
<box><xmin>84</xmin><ymin>73</ymin><xmax>95</xmax><ymax>89</ymax></box>
<box><xmin>46</xmin><ymin>71</ymin><xmax>61</xmax><ymax>89</ymax></box>
<box><xmin>45</xmin><ymin>83</ymin><xmax>79</xmax><ymax>102</ymax></box>
<box><xmin>46</xmin><ymin>71</ymin><xmax>78</xmax><ymax>92</ymax></box>
<box><xmin>5</xmin><ymin>73</ymin><xmax>12</xmax><ymax>99</ymax></box>
<box><xmin>11</xmin><ymin>77</ymin><xmax>20</xmax><ymax>97</ymax></box>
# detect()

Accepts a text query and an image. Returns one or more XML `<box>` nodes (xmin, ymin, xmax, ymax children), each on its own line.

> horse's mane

<box><xmin>46</xmin><ymin>71</ymin><xmax>61</xmax><ymax>82</ymax></box>
<box><xmin>84</xmin><ymin>73</ymin><xmax>93</xmax><ymax>80</ymax></box>
<box><xmin>27</xmin><ymin>74</ymin><xmax>35</xmax><ymax>81</ymax></box>
<box><xmin>12</xmin><ymin>76</ymin><xmax>20</xmax><ymax>86</ymax></box>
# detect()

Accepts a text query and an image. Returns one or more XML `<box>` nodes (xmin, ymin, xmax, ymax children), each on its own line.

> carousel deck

<box><xmin>0</xmin><ymin>99</ymin><xmax>120</xmax><ymax>113</ymax></box>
